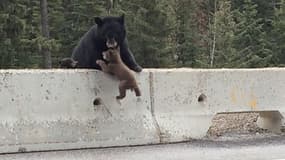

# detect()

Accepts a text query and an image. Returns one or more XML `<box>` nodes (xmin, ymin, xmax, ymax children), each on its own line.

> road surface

<box><xmin>1</xmin><ymin>134</ymin><xmax>285</xmax><ymax>160</ymax></box>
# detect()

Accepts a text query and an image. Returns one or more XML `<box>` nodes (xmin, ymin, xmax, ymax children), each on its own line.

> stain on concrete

<box><xmin>93</xmin><ymin>88</ymin><xmax>100</xmax><ymax>96</ymax></box>
<box><xmin>18</xmin><ymin>147</ymin><xmax>27</xmax><ymax>153</ymax></box>
<box><xmin>249</xmin><ymin>94</ymin><xmax>257</xmax><ymax>109</ymax></box>
<box><xmin>230</xmin><ymin>88</ymin><xmax>237</xmax><ymax>104</ymax></box>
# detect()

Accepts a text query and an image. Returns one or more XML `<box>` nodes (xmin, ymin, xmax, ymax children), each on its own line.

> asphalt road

<box><xmin>1</xmin><ymin>135</ymin><xmax>285</xmax><ymax>160</ymax></box>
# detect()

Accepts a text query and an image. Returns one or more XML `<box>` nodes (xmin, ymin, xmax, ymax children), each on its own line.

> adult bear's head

<box><xmin>95</xmin><ymin>14</ymin><xmax>126</xmax><ymax>49</ymax></box>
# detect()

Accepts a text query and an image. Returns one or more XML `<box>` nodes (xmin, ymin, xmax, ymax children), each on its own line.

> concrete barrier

<box><xmin>150</xmin><ymin>68</ymin><xmax>285</xmax><ymax>141</ymax></box>
<box><xmin>0</xmin><ymin>69</ymin><xmax>159</xmax><ymax>154</ymax></box>
<box><xmin>0</xmin><ymin>68</ymin><xmax>284</xmax><ymax>153</ymax></box>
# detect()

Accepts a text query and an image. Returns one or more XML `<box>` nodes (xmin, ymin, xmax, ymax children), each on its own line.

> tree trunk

<box><xmin>210</xmin><ymin>0</ymin><xmax>217</xmax><ymax>68</ymax></box>
<box><xmin>107</xmin><ymin>0</ymin><xmax>113</xmax><ymax>15</ymax></box>
<box><xmin>40</xmin><ymin>0</ymin><xmax>52</xmax><ymax>68</ymax></box>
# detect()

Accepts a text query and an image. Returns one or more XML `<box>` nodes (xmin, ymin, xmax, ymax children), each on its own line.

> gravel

<box><xmin>207</xmin><ymin>112</ymin><xmax>276</xmax><ymax>138</ymax></box>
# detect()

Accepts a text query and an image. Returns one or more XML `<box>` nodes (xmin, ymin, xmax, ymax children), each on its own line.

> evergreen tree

<box><xmin>0</xmin><ymin>0</ymin><xmax>34</xmax><ymax>68</ymax></box>
<box><xmin>232</xmin><ymin>0</ymin><xmax>272</xmax><ymax>67</ymax></box>
<box><xmin>271</xmin><ymin>0</ymin><xmax>285</xmax><ymax>65</ymax></box>
<box><xmin>0</xmin><ymin>0</ymin><xmax>284</xmax><ymax>69</ymax></box>
<box><xmin>117</xmin><ymin>0</ymin><xmax>172</xmax><ymax>68</ymax></box>
<box><xmin>173</xmin><ymin>0</ymin><xmax>200</xmax><ymax>67</ymax></box>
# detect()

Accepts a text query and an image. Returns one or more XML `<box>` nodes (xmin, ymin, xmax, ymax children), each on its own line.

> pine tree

<box><xmin>232</xmin><ymin>0</ymin><xmax>272</xmax><ymax>67</ymax></box>
<box><xmin>271</xmin><ymin>0</ymin><xmax>285</xmax><ymax>65</ymax></box>
<box><xmin>172</xmin><ymin>0</ymin><xmax>199</xmax><ymax>67</ymax></box>
<box><xmin>116</xmin><ymin>0</ymin><xmax>173</xmax><ymax>68</ymax></box>
<box><xmin>0</xmin><ymin>0</ymin><xmax>32</xmax><ymax>68</ymax></box>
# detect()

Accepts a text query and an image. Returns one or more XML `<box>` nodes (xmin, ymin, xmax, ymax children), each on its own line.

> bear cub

<box><xmin>96</xmin><ymin>47</ymin><xmax>141</xmax><ymax>100</ymax></box>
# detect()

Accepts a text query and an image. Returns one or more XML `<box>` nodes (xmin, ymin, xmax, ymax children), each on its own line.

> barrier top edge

<box><xmin>0</xmin><ymin>67</ymin><xmax>285</xmax><ymax>73</ymax></box>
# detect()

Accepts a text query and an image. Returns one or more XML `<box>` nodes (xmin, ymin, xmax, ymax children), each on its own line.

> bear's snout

<box><xmin>106</xmin><ymin>38</ymin><xmax>118</xmax><ymax>49</ymax></box>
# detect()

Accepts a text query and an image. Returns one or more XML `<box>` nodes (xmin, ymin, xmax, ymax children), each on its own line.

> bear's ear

<box><xmin>118</xmin><ymin>14</ymin><xmax>125</xmax><ymax>24</ymax></box>
<box><xmin>94</xmin><ymin>17</ymin><xmax>103</xmax><ymax>26</ymax></box>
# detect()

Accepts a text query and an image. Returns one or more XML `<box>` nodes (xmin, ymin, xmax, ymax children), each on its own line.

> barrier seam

<box><xmin>149</xmin><ymin>72</ymin><xmax>162</xmax><ymax>142</ymax></box>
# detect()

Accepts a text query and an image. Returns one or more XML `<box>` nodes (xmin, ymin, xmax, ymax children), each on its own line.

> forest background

<box><xmin>0</xmin><ymin>0</ymin><xmax>284</xmax><ymax>69</ymax></box>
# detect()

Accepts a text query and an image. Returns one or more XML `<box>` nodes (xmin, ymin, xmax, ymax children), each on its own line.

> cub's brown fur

<box><xmin>96</xmin><ymin>47</ymin><xmax>141</xmax><ymax>99</ymax></box>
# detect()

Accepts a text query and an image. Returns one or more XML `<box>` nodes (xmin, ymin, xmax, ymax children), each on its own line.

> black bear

<box><xmin>70</xmin><ymin>14</ymin><xmax>142</xmax><ymax>72</ymax></box>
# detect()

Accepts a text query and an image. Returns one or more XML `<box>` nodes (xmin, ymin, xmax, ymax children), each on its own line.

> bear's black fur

<box><xmin>59</xmin><ymin>58</ymin><xmax>78</xmax><ymax>68</ymax></box>
<box><xmin>70</xmin><ymin>15</ymin><xmax>142</xmax><ymax>72</ymax></box>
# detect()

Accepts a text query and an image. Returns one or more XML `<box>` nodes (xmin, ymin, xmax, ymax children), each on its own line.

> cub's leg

<box><xmin>116</xmin><ymin>80</ymin><xmax>128</xmax><ymax>100</ymax></box>
<box><xmin>134</xmin><ymin>87</ymin><xmax>141</xmax><ymax>97</ymax></box>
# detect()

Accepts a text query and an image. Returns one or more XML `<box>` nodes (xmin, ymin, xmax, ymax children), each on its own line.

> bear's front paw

<box><xmin>131</xmin><ymin>65</ymin><xmax>143</xmax><ymax>73</ymax></box>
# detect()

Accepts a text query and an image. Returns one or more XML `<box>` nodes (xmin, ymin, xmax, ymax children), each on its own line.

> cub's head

<box><xmin>95</xmin><ymin>14</ymin><xmax>126</xmax><ymax>49</ymax></box>
<box><xmin>102</xmin><ymin>47</ymin><xmax>121</xmax><ymax>63</ymax></box>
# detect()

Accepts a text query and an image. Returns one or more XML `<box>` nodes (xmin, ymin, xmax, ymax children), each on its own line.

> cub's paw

<box><xmin>96</xmin><ymin>60</ymin><xmax>105</xmax><ymax>65</ymax></box>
